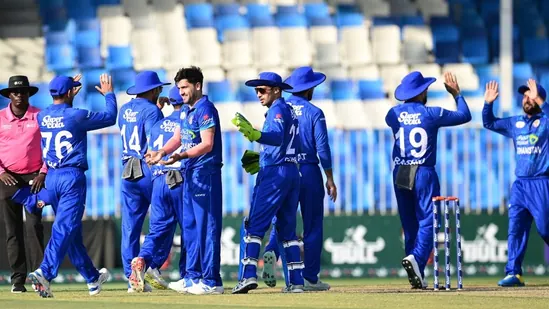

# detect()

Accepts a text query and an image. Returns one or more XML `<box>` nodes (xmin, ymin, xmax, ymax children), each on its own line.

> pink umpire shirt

<box><xmin>0</xmin><ymin>104</ymin><xmax>47</xmax><ymax>175</ymax></box>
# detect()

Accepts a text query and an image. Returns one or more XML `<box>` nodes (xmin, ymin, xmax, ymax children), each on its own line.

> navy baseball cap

<box><xmin>518</xmin><ymin>84</ymin><xmax>547</xmax><ymax>101</ymax></box>
<box><xmin>49</xmin><ymin>76</ymin><xmax>81</xmax><ymax>96</ymax></box>
<box><xmin>168</xmin><ymin>86</ymin><xmax>184</xmax><ymax>105</ymax></box>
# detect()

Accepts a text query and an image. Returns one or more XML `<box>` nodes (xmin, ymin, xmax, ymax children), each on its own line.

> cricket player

<box><xmin>28</xmin><ymin>73</ymin><xmax>116</xmax><ymax>297</ymax></box>
<box><xmin>262</xmin><ymin>67</ymin><xmax>336</xmax><ymax>291</ymax></box>
<box><xmin>482</xmin><ymin>79</ymin><xmax>549</xmax><ymax>287</ymax></box>
<box><xmin>231</xmin><ymin>72</ymin><xmax>305</xmax><ymax>294</ymax></box>
<box><xmin>129</xmin><ymin>86</ymin><xmax>189</xmax><ymax>292</ymax></box>
<box><xmin>146</xmin><ymin>66</ymin><xmax>223</xmax><ymax>295</ymax></box>
<box><xmin>118</xmin><ymin>71</ymin><xmax>169</xmax><ymax>292</ymax></box>
<box><xmin>385</xmin><ymin>72</ymin><xmax>471</xmax><ymax>289</ymax></box>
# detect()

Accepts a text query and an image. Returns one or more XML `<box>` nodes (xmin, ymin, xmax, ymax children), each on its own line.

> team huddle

<box><xmin>7</xmin><ymin>64</ymin><xmax>548</xmax><ymax>298</ymax></box>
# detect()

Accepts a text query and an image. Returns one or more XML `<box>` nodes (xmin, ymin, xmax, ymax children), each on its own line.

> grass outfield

<box><xmin>1</xmin><ymin>277</ymin><xmax>548</xmax><ymax>309</ymax></box>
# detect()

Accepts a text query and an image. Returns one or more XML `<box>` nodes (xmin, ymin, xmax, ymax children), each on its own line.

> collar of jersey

<box><xmin>287</xmin><ymin>94</ymin><xmax>308</xmax><ymax>104</ymax></box>
<box><xmin>49</xmin><ymin>103</ymin><xmax>71</xmax><ymax>109</ymax></box>
<box><xmin>264</xmin><ymin>97</ymin><xmax>285</xmax><ymax>117</ymax></box>
<box><xmin>522</xmin><ymin>113</ymin><xmax>543</xmax><ymax>122</ymax></box>
<box><xmin>132</xmin><ymin>97</ymin><xmax>155</xmax><ymax>104</ymax></box>
<box><xmin>189</xmin><ymin>95</ymin><xmax>209</xmax><ymax>111</ymax></box>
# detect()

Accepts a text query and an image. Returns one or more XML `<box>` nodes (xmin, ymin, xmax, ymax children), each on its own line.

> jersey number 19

<box><xmin>395</xmin><ymin>127</ymin><xmax>428</xmax><ymax>158</ymax></box>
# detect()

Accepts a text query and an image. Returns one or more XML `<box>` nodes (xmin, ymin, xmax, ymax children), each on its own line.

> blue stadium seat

<box><xmin>74</xmin><ymin>30</ymin><xmax>100</xmax><ymax>47</ymax></box>
<box><xmin>215</xmin><ymin>3</ymin><xmax>240</xmax><ymax>16</ymax></box>
<box><xmin>46</xmin><ymin>31</ymin><xmax>70</xmax><ymax>45</ymax></box>
<box><xmin>93</xmin><ymin>0</ymin><xmax>121</xmax><ymax>5</ymax></box>
<box><xmin>216</xmin><ymin>15</ymin><xmax>249</xmax><ymax>42</ymax></box>
<box><xmin>335</xmin><ymin>13</ymin><xmax>364</xmax><ymax>28</ymax></box>
<box><xmin>78</xmin><ymin>47</ymin><xmax>102</xmax><ymax>69</ymax></box>
<box><xmin>400</xmin><ymin>15</ymin><xmax>424</xmax><ymax>26</ymax></box>
<box><xmin>106</xmin><ymin>46</ymin><xmax>132</xmax><ymax>70</ymax></box>
<box><xmin>434</xmin><ymin>41</ymin><xmax>460</xmax><ymax>64</ymax></box>
<box><xmin>275</xmin><ymin>7</ymin><xmax>307</xmax><ymax>28</ymax></box>
<box><xmin>46</xmin><ymin>44</ymin><xmax>75</xmax><ymax>71</ymax></box>
<box><xmin>358</xmin><ymin>80</ymin><xmax>385</xmax><ymax>100</ymax></box>
<box><xmin>331</xmin><ymin>80</ymin><xmax>358</xmax><ymax>101</ymax></box>
<box><xmin>372</xmin><ymin>16</ymin><xmax>399</xmax><ymax>26</ymax></box>
<box><xmin>86</xmin><ymin>92</ymin><xmax>107</xmax><ymax>112</ymax></box>
<box><xmin>312</xmin><ymin>82</ymin><xmax>330</xmax><ymax>100</ymax></box>
<box><xmin>246</xmin><ymin>4</ymin><xmax>274</xmax><ymax>27</ymax></box>
<box><xmin>431</xmin><ymin>24</ymin><xmax>459</xmax><ymax>44</ymax></box>
<box><xmin>76</xmin><ymin>18</ymin><xmax>100</xmax><ymax>32</ymax></box>
<box><xmin>82</xmin><ymin>69</ymin><xmax>103</xmax><ymax>92</ymax></box>
<box><xmin>110</xmin><ymin>68</ymin><xmax>136</xmax><ymax>93</ymax></box>
<box><xmin>67</xmin><ymin>3</ymin><xmax>96</xmax><ymax>20</ymax></box>
<box><xmin>185</xmin><ymin>3</ymin><xmax>215</xmax><ymax>29</ymax></box>
<box><xmin>522</xmin><ymin>37</ymin><xmax>549</xmax><ymax>64</ymax></box>
<box><xmin>207</xmin><ymin>81</ymin><xmax>235</xmax><ymax>102</ymax></box>
<box><xmin>236</xmin><ymin>83</ymin><xmax>257</xmax><ymax>102</ymax></box>
<box><xmin>310</xmin><ymin>16</ymin><xmax>334</xmax><ymax>27</ymax></box>
<box><xmin>304</xmin><ymin>3</ymin><xmax>329</xmax><ymax>21</ymax></box>
<box><xmin>462</xmin><ymin>37</ymin><xmax>489</xmax><ymax>64</ymax></box>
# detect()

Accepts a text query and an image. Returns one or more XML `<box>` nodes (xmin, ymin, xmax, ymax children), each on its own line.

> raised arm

<box><xmin>432</xmin><ymin>72</ymin><xmax>472</xmax><ymax>127</ymax></box>
<box><xmin>482</xmin><ymin>81</ymin><xmax>513</xmax><ymax>138</ymax></box>
<box><xmin>82</xmin><ymin>74</ymin><xmax>118</xmax><ymax>131</ymax></box>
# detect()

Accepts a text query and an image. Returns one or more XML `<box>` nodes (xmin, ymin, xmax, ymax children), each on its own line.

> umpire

<box><xmin>0</xmin><ymin>76</ymin><xmax>47</xmax><ymax>293</ymax></box>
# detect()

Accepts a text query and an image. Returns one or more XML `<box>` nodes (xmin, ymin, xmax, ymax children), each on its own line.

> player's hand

<box><xmin>30</xmin><ymin>173</ymin><xmax>46</xmax><ymax>194</ymax></box>
<box><xmin>71</xmin><ymin>74</ymin><xmax>83</xmax><ymax>97</ymax></box>
<box><xmin>95</xmin><ymin>73</ymin><xmax>113</xmax><ymax>96</ymax></box>
<box><xmin>484</xmin><ymin>80</ymin><xmax>499</xmax><ymax>104</ymax></box>
<box><xmin>157</xmin><ymin>96</ymin><xmax>169</xmax><ymax>110</ymax></box>
<box><xmin>159</xmin><ymin>153</ymin><xmax>185</xmax><ymax>165</ymax></box>
<box><xmin>232</xmin><ymin>113</ymin><xmax>261</xmax><ymax>142</ymax></box>
<box><xmin>145</xmin><ymin>150</ymin><xmax>164</xmax><ymax>165</ymax></box>
<box><xmin>443</xmin><ymin>72</ymin><xmax>461</xmax><ymax>97</ymax></box>
<box><xmin>527</xmin><ymin>79</ymin><xmax>539</xmax><ymax>101</ymax></box>
<box><xmin>326</xmin><ymin>177</ymin><xmax>337</xmax><ymax>202</ymax></box>
<box><xmin>0</xmin><ymin>172</ymin><xmax>17</xmax><ymax>186</ymax></box>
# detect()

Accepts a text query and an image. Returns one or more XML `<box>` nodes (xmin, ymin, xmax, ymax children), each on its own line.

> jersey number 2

<box><xmin>395</xmin><ymin>127</ymin><xmax>428</xmax><ymax>158</ymax></box>
<box><xmin>286</xmin><ymin>124</ymin><xmax>299</xmax><ymax>155</ymax></box>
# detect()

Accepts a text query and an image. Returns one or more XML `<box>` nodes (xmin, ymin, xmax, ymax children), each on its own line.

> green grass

<box><xmin>1</xmin><ymin>277</ymin><xmax>549</xmax><ymax>309</ymax></box>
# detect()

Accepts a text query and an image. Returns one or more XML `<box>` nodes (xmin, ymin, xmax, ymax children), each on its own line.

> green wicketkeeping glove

<box><xmin>231</xmin><ymin>113</ymin><xmax>261</xmax><ymax>142</ymax></box>
<box><xmin>243</xmin><ymin>161</ymin><xmax>260</xmax><ymax>175</ymax></box>
<box><xmin>241</xmin><ymin>150</ymin><xmax>259</xmax><ymax>166</ymax></box>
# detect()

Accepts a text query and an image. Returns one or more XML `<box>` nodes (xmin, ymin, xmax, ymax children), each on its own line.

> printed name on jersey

<box><xmin>159</xmin><ymin>119</ymin><xmax>179</xmax><ymax>133</ymax></box>
<box><xmin>397</xmin><ymin>112</ymin><xmax>422</xmax><ymax>125</ymax></box>
<box><xmin>393</xmin><ymin>157</ymin><xmax>426</xmax><ymax>165</ymax></box>
<box><xmin>297</xmin><ymin>153</ymin><xmax>307</xmax><ymax>161</ymax></box>
<box><xmin>181</xmin><ymin>142</ymin><xmax>198</xmax><ymax>150</ymax></box>
<box><xmin>515</xmin><ymin>121</ymin><xmax>525</xmax><ymax>128</ymax></box>
<box><xmin>123</xmin><ymin>109</ymin><xmax>138</xmax><ymax>122</ymax></box>
<box><xmin>41</xmin><ymin>115</ymin><xmax>65</xmax><ymax>129</ymax></box>
<box><xmin>516</xmin><ymin>134</ymin><xmax>541</xmax><ymax>155</ymax></box>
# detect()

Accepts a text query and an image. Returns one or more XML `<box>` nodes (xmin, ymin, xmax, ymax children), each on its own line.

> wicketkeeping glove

<box><xmin>241</xmin><ymin>150</ymin><xmax>260</xmax><ymax>175</ymax></box>
<box><xmin>243</xmin><ymin>161</ymin><xmax>260</xmax><ymax>175</ymax></box>
<box><xmin>231</xmin><ymin>113</ymin><xmax>261</xmax><ymax>142</ymax></box>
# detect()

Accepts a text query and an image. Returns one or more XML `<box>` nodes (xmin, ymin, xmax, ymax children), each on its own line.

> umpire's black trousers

<box><xmin>0</xmin><ymin>171</ymin><xmax>45</xmax><ymax>286</ymax></box>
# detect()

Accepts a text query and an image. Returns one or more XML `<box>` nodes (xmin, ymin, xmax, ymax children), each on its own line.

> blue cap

<box><xmin>49</xmin><ymin>76</ymin><xmax>82</xmax><ymax>96</ymax></box>
<box><xmin>394</xmin><ymin>71</ymin><xmax>436</xmax><ymax>101</ymax></box>
<box><xmin>127</xmin><ymin>71</ymin><xmax>171</xmax><ymax>95</ymax></box>
<box><xmin>168</xmin><ymin>86</ymin><xmax>184</xmax><ymax>105</ymax></box>
<box><xmin>12</xmin><ymin>187</ymin><xmax>51</xmax><ymax>215</ymax></box>
<box><xmin>518</xmin><ymin>84</ymin><xmax>547</xmax><ymax>101</ymax></box>
<box><xmin>245</xmin><ymin>72</ymin><xmax>293</xmax><ymax>90</ymax></box>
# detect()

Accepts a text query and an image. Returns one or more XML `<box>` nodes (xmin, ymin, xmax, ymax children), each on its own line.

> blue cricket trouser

<box><xmin>506</xmin><ymin>177</ymin><xmax>549</xmax><ymax>275</ymax></box>
<box><xmin>138</xmin><ymin>172</ymin><xmax>185</xmax><ymax>274</ymax></box>
<box><xmin>40</xmin><ymin>167</ymin><xmax>99</xmax><ymax>283</ymax></box>
<box><xmin>393</xmin><ymin>166</ymin><xmax>440</xmax><ymax>278</ymax></box>
<box><xmin>265</xmin><ymin>164</ymin><xmax>325</xmax><ymax>283</ymax></box>
<box><xmin>121</xmin><ymin>159</ymin><xmax>153</xmax><ymax>278</ymax></box>
<box><xmin>239</xmin><ymin>164</ymin><xmax>304</xmax><ymax>286</ymax></box>
<box><xmin>183</xmin><ymin>168</ymin><xmax>222</xmax><ymax>287</ymax></box>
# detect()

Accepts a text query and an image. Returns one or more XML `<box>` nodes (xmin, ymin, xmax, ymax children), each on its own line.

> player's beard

<box><xmin>422</xmin><ymin>94</ymin><xmax>427</xmax><ymax>104</ymax></box>
<box><xmin>523</xmin><ymin>102</ymin><xmax>542</xmax><ymax>115</ymax></box>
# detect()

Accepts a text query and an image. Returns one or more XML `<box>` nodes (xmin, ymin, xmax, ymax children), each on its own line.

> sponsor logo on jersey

<box><xmin>123</xmin><ymin>109</ymin><xmax>138</xmax><ymax>122</ymax></box>
<box><xmin>41</xmin><ymin>115</ymin><xmax>65</xmax><ymax>129</ymax></box>
<box><xmin>160</xmin><ymin>119</ymin><xmax>179</xmax><ymax>133</ymax></box>
<box><xmin>397</xmin><ymin>112</ymin><xmax>421</xmax><ymax>125</ymax></box>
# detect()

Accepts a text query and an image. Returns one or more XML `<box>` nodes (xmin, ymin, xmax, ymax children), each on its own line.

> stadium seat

<box><xmin>340</xmin><ymin>22</ymin><xmax>372</xmax><ymax>66</ymax></box>
<box><xmin>314</xmin><ymin>43</ymin><xmax>341</xmax><ymax>68</ymax></box>
<box><xmin>462</xmin><ymin>37</ymin><xmax>489</xmax><ymax>64</ymax></box>
<box><xmin>358</xmin><ymin>80</ymin><xmax>386</xmax><ymax>100</ymax></box>
<box><xmin>106</xmin><ymin>46</ymin><xmax>133</xmax><ymax>70</ymax></box>
<box><xmin>78</xmin><ymin>47</ymin><xmax>102</xmax><ymax>69</ymax></box>
<box><xmin>46</xmin><ymin>44</ymin><xmax>75</xmax><ymax>71</ymax></box>
<box><xmin>522</xmin><ymin>37</ymin><xmax>549</xmax><ymax>64</ymax></box>
<box><xmin>434</xmin><ymin>41</ymin><xmax>460</xmax><ymax>64</ymax></box>
<box><xmin>348</xmin><ymin>64</ymin><xmax>380</xmax><ymax>80</ymax></box>
<box><xmin>251</xmin><ymin>27</ymin><xmax>281</xmax><ymax>67</ymax></box>
<box><xmin>206</xmin><ymin>80</ymin><xmax>236</xmax><ymax>102</ymax></box>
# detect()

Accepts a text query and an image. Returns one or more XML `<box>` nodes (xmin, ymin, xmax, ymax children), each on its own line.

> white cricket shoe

<box><xmin>281</xmin><ymin>284</ymin><xmax>304</xmax><ymax>293</ymax></box>
<box><xmin>88</xmin><ymin>268</ymin><xmax>110</xmax><ymax>296</ymax></box>
<box><xmin>129</xmin><ymin>257</ymin><xmax>146</xmax><ymax>292</ymax></box>
<box><xmin>262</xmin><ymin>251</ymin><xmax>277</xmax><ymax>288</ymax></box>
<box><xmin>303</xmin><ymin>278</ymin><xmax>331</xmax><ymax>291</ymax></box>
<box><xmin>29</xmin><ymin>269</ymin><xmax>53</xmax><ymax>298</ymax></box>
<box><xmin>187</xmin><ymin>280</ymin><xmax>224</xmax><ymax>295</ymax></box>
<box><xmin>402</xmin><ymin>255</ymin><xmax>426</xmax><ymax>289</ymax></box>
<box><xmin>127</xmin><ymin>282</ymin><xmax>152</xmax><ymax>293</ymax></box>
<box><xmin>145</xmin><ymin>268</ymin><xmax>168</xmax><ymax>290</ymax></box>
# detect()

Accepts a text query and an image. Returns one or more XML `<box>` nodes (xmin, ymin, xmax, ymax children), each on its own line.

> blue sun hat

<box><xmin>12</xmin><ymin>186</ymin><xmax>51</xmax><ymax>215</ymax></box>
<box><xmin>283</xmin><ymin>66</ymin><xmax>326</xmax><ymax>93</ymax></box>
<box><xmin>168</xmin><ymin>86</ymin><xmax>184</xmax><ymax>105</ymax></box>
<box><xmin>394</xmin><ymin>71</ymin><xmax>436</xmax><ymax>101</ymax></box>
<box><xmin>127</xmin><ymin>71</ymin><xmax>171</xmax><ymax>95</ymax></box>
<box><xmin>245</xmin><ymin>72</ymin><xmax>293</xmax><ymax>90</ymax></box>
<box><xmin>518</xmin><ymin>83</ymin><xmax>547</xmax><ymax>101</ymax></box>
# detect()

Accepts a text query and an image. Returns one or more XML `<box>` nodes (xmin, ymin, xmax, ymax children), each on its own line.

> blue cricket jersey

<box><xmin>38</xmin><ymin>93</ymin><xmax>118</xmax><ymax>170</ymax></box>
<box><xmin>286</xmin><ymin>95</ymin><xmax>332</xmax><ymax>169</ymax></box>
<box><xmin>257</xmin><ymin>98</ymin><xmax>300</xmax><ymax>167</ymax></box>
<box><xmin>148</xmin><ymin>109</ymin><xmax>188</xmax><ymax>177</ymax></box>
<box><xmin>118</xmin><ymin>98</ymin><xmax>164</xmax><ymax>161</ymax></box>
<box><xmin>385</xmin><ymin>95</ymin><xmax>472</xmax><ymax>166</ymax></box>
<box><xmin>483</xmin><ymin>102</ymin><xmax>549</xmax><ymax>178</ymax></box>
<box><xmin>179</xmin><ymin>96</ymin><xmax>222</xmax><ymax>171</ymax></box>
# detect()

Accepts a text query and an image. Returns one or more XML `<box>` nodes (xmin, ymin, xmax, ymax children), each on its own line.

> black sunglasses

<box><xmin>255</xmin><ymin>88</ymin><xmax>268</xmax><ymax>94</ymax></box>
